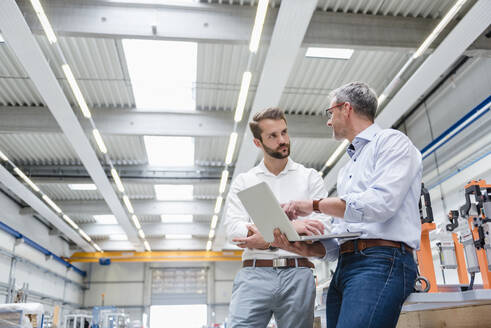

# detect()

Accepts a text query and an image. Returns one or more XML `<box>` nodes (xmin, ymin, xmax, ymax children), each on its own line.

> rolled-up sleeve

<box><xmin>223</xmin><ymin>175</ymin><xmax>250</xmax><ymax>243</ymax></box>
<box><xmin>341</xmin><ymin>133</ymin><xmax>422</xmax><ymax>223</ymax></box>
<box><xmin>320</xmin><ymin>238</ymin><xmax>339</xmax><ymax>262</ymax></box>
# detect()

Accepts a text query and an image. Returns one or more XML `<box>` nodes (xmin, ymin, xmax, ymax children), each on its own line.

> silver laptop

<box><xmin>237</xmin><ymin>182</ymin><xmax>361</xmax><ymax>243</ymax></box>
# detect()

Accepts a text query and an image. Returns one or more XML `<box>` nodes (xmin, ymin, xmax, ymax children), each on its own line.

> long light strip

<box><xmin>210</xmin><ymin>215</ymin><xmax>218</xmax><ymax>230</ymax></box>
<box><xmin>249</xmin><ymin>0</ymin><xmax>269</xmax><ymax>53</ymax></box>
<box><xmin>144</xmin><ymin>240</ymin><xmax>151</xmax><ymax>251</ymax></box>
<box><xmin>79</xmin><ymin>229</ymin><xmax>92</xmax><ymax>242</ymax></box>
<box><xmin>234</xmin><ymin>71</ymin><xmax>252</xmax><ymax>122</ymax></box>
<box><xmin>13</xmin><ymin>167</ymin><xmax>40</xmax><ymax>192</ymax></box>
<box><xmin>0</xmin><ymin>150</ymin><xmax>9</xmax><ymax>161</ymax></box>
<box><xmin>42</xmin><ymin>194</ymin><xmax>62</xmax><ymax>213</ymax></box>
<box><xmin>110</xmin><ymin>168</ymin><xmax>125</xmax><ymax>193</ymax></box>
<box><xmin>225</xmin><ymin>132</ymin><xmax>238</xmax><ymax>165</ymax></box>
<box><xmin>325</xmin><ymin>139</ymin><xmax>350</xmax><ymax>168</ymax></box>
<box><xmin>208</xmin><ymin>229</ymin><xmax>215</xmax><ymax>239</ymax></box>
<box><xmin>93</xmin><ymin>243</ymin><xmax>102</xmax><ymax>252</ymax></box>
<box><xmin>62</xmin><ymin>214</ymin><xmax>79</xmax><ymax>230</ymax></box>
<box><xmin>123</xmin><ymin>195</ymin><xmax>134</xmax><ymax>214</ymax></box>
<box><xmin>61</xmin><ymin>64</ymin><xmax>92</xmax><ymax>118</ymax></box>
<box><xmin>214</xmin><ymin>196</ymin><xmax>223</xmax><ymax>214</ymax></box>
<box><xmin>92</xmin><ymin>129</ymin><xmax>107</xmax><ymax>154</ymax></box>
<box><xmin>30</xmin><ymin>0</ymin><xmax>57</xmax><ymax>44</ymax></box>
<box><xmin>138</xmin><ymin>229</ymin><xmax>145</xmax><ymax>239</ymax></box>
<box><xmin>413</xmin><ymin>0</ymin><xmax>468</xmax><ymax>58</ymax></box>
<box><xmin>219</xmin><ymin>170</ymin><xmax>229</xmax><ymax>194</ymax></box>
<box><xmin>131</xmin><ymin>214</ymin><xmax>142</xmax><ymax>230</ymax></box>
<box><xmin>206</xmin><ymin>240</ymin><xmax>212</xmax><ymax>251</ymax></box>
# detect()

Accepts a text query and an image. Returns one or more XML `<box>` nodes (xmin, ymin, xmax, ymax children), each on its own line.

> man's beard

<box><xmin>262</xmin><ymin>142</ymin><xmax>290</xmax><ymax>159</ymax></box>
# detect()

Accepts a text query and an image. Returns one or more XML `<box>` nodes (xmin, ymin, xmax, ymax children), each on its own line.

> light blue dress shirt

<box><xmin>321</xmin><ymin>123</ymin><xmax>422</xmax><ymax>261</ymax></box>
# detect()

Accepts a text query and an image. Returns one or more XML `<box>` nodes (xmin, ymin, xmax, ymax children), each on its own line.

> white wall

<box><xmin>0</xmin><ymin>191</ymin><xmax>85</xmax><ymax>307</ymax></box>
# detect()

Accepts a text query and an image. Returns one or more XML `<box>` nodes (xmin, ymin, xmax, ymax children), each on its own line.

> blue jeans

<box><xmin>326</xmin><ymin>245</ymin><xmax>417</xmax><ymax>328</ymax></box>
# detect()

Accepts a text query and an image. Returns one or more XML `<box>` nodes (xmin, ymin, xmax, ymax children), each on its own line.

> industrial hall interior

<box><xmin>0</xmin><ymin>0</ymin><xmax>490</xmax><ymax>327</ymax></box>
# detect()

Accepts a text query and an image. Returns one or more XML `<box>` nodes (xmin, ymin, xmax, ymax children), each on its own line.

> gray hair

<box><xmin>330</xmin><ymin>82</ymin><xmax>378</xmax><ymax>121</ymax></box>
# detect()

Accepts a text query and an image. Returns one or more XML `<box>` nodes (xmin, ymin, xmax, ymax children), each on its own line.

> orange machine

<box><xmin>461</xmin><ymin>180</ymin><xmax>491</xmax><ymax>289</ymax></box>
<box><xmin>443</xmin><ymin>210</ymin><xmax>470</xmax><ymax>285</ymax></box>
<box><xmin>416</xmin><ymin>183</ymin><xmax>438</xmax><ymax>293</ymax></box>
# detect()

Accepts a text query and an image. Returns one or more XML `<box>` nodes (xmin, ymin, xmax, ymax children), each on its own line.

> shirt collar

<box><xmin>256</xmin><ymin>157</ymin><xmax>298</xmax><ymax>176</ymax></box>
<box><xmin>346</xmin><ymin>123</ymin><xmax>381</xmax><ymax>158</ymax></box>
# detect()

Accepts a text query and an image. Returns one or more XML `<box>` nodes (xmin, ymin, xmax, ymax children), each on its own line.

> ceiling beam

<box><xmin>88</xmin><ymin>239</ymin><xmax>209</xmax><ymax>251</ymax></box>
<box><xmin>20</xmin><ymin>200</ymin><xmax>214</xmax><ymax>216</ymax></box>
<box><xmin>15</xmin><ymin>0</ymin><xmax>491</xmax><ymax>51</ymax></box>
<box><xmin>0</xmin><ymin>0</ymin><xmax>140</xmax><ymax>247</ymax></box>
<box><xmin>0</xmin><ymin>165</ymin><xmax>92</xmax><ymax>251</ymax></box>
<box><xmin>81</xmin><ymin>223</ymin><xmax>210</xmax><ymax>236</ymax></box>
<box><xmin>324</xmin><ymin>0</ymin><xmax>491</xmax><ymax>193</ymax></box>
<box><xmin>0</xmin><ymin>107</ymin><xmax>331</xmax><ymax>139</ymax></box>
<box><xmin>32</xmin><ymin>177</ymin><xmax>220</xmax><ymax>186</ymax></box>
<box><xmin>215</xmin><ymin>0</ymin><xmax>317</xmax><ymax>250</ymax></box>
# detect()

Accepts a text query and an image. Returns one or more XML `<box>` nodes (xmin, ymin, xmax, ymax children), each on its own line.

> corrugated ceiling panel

<box><xmin>103</xmin><ymin>135</ymin><xmax>147</xmax><ymax>165</ymax></box>
<box><xmin>195</xmin><ymin>136</ymin><xmax>229</xmax><ymax>165</ymax></box>
<box><xmin>289</xmin><ymin>137</ymin><xmax>341</xmax><ymax>170</ymax></box>
<box><xmin>0</xmin><ymin>133</ymin><xmax>80</xmax><ymax>165</ymax></box>
<box><xmin>196</xmin><ymin>43</ymin><xmax>267</xmax><ymax>112</ymax></box>
<box><xmin>194</xmin><ymin>183</ymin><xmax>220</xmax><ymax>200</ymax></box>
<box><xmin>124</xmin><ymin>183</ymin><xmax>155</xmax><ymax>200</ymax></box>
<box><xmin>281</xmin><ymin>49</ymin><xmax>410</xmax><ymax>115</ymax></box>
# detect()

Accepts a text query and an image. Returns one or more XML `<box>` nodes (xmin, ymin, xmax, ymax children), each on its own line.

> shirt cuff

<box><xmin>320</xmin><ymin>238</ymin><xmax>339</xmax><ymax>262</ymax></box>
<box><xmin>340</xmin><ymin>193</ymin><xmax>364</xmax><ymax>223</ymax></box>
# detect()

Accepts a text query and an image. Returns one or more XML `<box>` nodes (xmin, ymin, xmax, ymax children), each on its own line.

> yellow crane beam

<box><xmin>68</xmin><ymin>250</ymin><xmax>243</xmax><ymax>263</ymax></box>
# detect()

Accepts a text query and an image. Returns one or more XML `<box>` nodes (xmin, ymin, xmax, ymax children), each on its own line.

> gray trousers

<box><xmin>228</xmin><ymin>266</ymin><xmax>315</xmax><ymax>328</ymax></box>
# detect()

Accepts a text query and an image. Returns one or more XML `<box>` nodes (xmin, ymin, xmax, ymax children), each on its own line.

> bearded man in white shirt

<box><xmin>224</xmin><ymin>107</ymin><xmax>328</xmax><ymax>328</ymax></box>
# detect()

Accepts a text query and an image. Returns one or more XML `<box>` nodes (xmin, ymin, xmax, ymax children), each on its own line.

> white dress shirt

<box><xmin>322</xmin><ymin>123</ymin><xmax>422</xmax><ymax>261</ymax></box>
<box><xmin>224</xmin><ymin>158</ymin><xmax>329</xmax><ymax>260</ymax></box>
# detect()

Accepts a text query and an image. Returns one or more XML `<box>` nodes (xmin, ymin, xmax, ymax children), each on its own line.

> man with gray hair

<box><xmin>273</xmin><ymin>82</ymin><xmax>422</xmax><ymax>327</ymax></box>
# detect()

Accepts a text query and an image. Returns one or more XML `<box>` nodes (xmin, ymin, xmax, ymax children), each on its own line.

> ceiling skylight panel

<box><xmin>155</xmin><ymin>185</ymin><xmax>193</xmax><ymax>201</ymax></box>
<box><xmin>123</xmin><ymin>39</ymin><xmax>197</xmax><ymax>111</ymax></box>
<box><xmin>144</xmin><ymin>136</ymin><xmax>194</xmax><ymax>167</ymax></box>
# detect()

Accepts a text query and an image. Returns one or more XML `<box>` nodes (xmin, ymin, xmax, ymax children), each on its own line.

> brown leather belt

<box><xmin>340</xmin><ymin>239</ymin><xmax>413</xmax><ymax>255</ymax></box>
<box><xmin>243</xmin><ymin>258</ymin><xmax>314</xmax><ymax>269</ymax></box>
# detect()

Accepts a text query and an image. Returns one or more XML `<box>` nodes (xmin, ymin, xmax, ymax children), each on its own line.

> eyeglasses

<box><xmin>323</xmin><ymin>102</ymin><xmax>346</xmax><ymax>120</ymax></box>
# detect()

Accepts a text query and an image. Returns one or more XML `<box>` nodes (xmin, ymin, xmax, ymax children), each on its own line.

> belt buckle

<box><xmin>273</xmin><ymin>258</ymin><xmax>287</xmax><ymax>268</ymax></box>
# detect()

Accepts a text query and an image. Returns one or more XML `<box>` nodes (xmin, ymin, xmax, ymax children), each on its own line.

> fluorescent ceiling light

<box><xmin>0</xmin><ymin>34</ymin><xmax>4</xmax><ymax>43</ymax></box>
<box><xmin>249</xmin><ymin>0</ymin><xmax>269</xmax><ymax>53</ymax></box>
<box><xmin>93</xmin><ymin>214</ymin><xmax>118</xmax><ymax>224</ymax></box>
<box><xmin>208</xmin><ymin>229</ymin><xmax>215</xmax><ymax>239</ymax></box>
<box><xmin>378</xmin><ymin>94</ymin><xmax>388</xmax><ymax>106</ymax></box>
<box><xmin>123</xmin><ymin>195</ymin><xmax>134</xmax><ymax>213</ymax></box>
<box><xmin>93</xmin><ymin>243</ymin><xmax>102</xmax><ymax>252</ymax></box>
<box><xmin>206</xmin><ymin>240</ymin><xmax>212</xmax><ymax>251</ymax></box>
<box><xmin>109</xmin><ymin>234</ymin><xmax>128</xmax><ymax>241</ymax></box>
<box><xmin>161</xmin><ymin>214</ymin><xmax>193</xmax><ymax>223</ymax></box>
<box><xmin>79</xmin><ymin>229</ymin><xmax>92</xmax><ymax>242</ymax></box>
<box><xmin>413</xmin><ymin>0</ymin><xmax>468</xmax><ymax>58</ymax></box>
<box><xmin>68</xmin><ymin>184</ymin><xmax>97</xmax><ymax>191</ymax></box>
<box><xmin>155</xmin><ymin>184</ymin><xmax>193</xmax><ymax>201</ymax></box>
<box><xmin>214</xmin><ymin>196</ymin><xmax>223</xmax><ymax>214</ymax></box>
<box><xmin>166</xmin><ymin>234</ymin><xmax>192</xmax><ymax>240</ymax></box>
<box><xmin>61</xmin><ymin>64</ymin><xmax>91</xmax><ymax>118</ymax></box>
<box><xmin>144</xmin><ymin>240</ymin><xmax>151</xmax><ymax>251</ymax></box>
<box><xmin>234</xmin><ymin>72</ymin><xmax>252</xmax><ymax>122</ymax></box>
<box><xmin>30</xmin><ymin>0</ymin><xmax>57</xmax><ymax>44</ymax></box>
<box><xmin>13</xmin><ymin>167</ymin><xmax>40</xmax><ymax>192</ymax></box>
<box><xmin>219</xmin><ymin>170</ymin><xmax>229</xmax><ymax>194</ymax></box>
<box><xmin>210</xmin><ymin>215</ymin><xmax>218</xmax><ymax>229</ymax></box>
<box><xmin>123</xmin><ymin>39</ymin><xmax>197</xmax><ymax>110</ymax></box>
<box><xmin>92</xmin><ymin>129</ymin><xmax>107</xmax><ymax>154</ymax></box>
<box><xmin>305</xmin><ymin>47</ymin><xmax>354</xmax><ymax>60</ymax></box>
<box><xmin>225</xmin><ymin>132</ymin><xmax>238</xmax><ymax>165</ymax></box>
<box><xmin>131</xmin><ymin>214</ymin><xmax>142</xmax><ymax>229</ymax></box>
<box><xmin>325</xmin><ymin>139</ymin><xmax>350</xmax><ymax>168</ymax></box>
<box><xmin>63</xmin><ymin>214</ymin><xmax>79</xmax><ymax>230</ymax></box>
<box><xmin>110</xmin><ymin>168</ymin><xmax>125</xmax><ymax>193</ymax></box>
<box><xmin>138</xmin><ymin>229</ymin><xmax>146</xmax><ymax>239</ymax></box>
<box><xmin>144</xmin><ymin>136</ymin><xmax>194</xmax><ymax>167</ymax></box>
<box><xmin>0</xmin><ymin>150</ymin><xmax>8</xmax><ymax>161</ymax></box>
<box><xmin>42</xmin><ymin>194</ymin><xmax>62</xmax><ymax>213</ymax></box>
